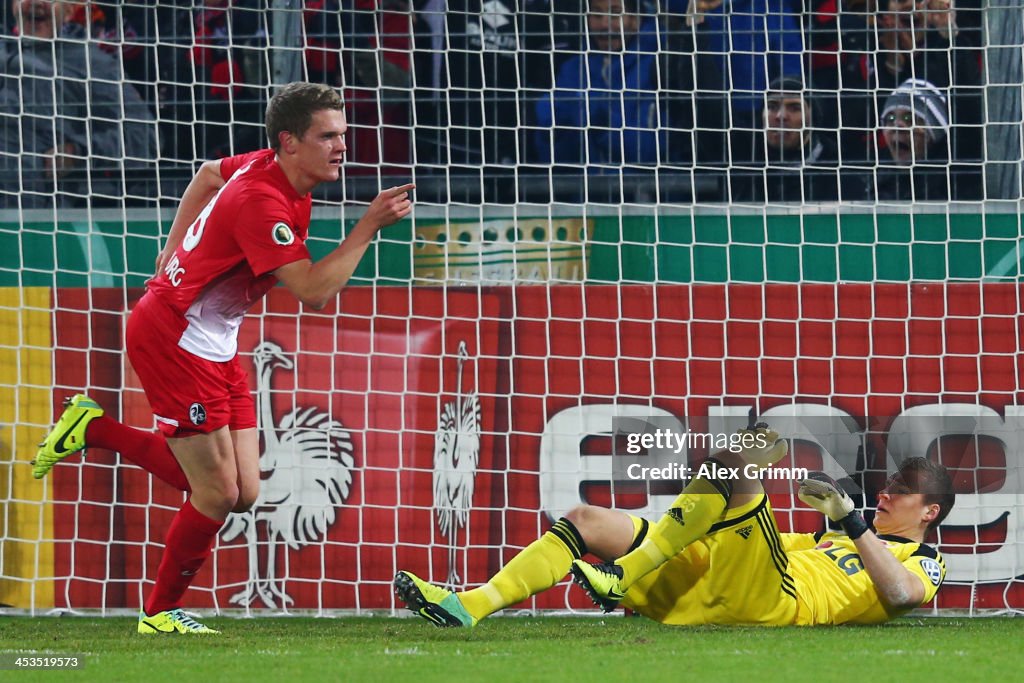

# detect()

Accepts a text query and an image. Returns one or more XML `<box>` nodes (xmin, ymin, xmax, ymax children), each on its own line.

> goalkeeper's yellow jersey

<box><xmin>784</xmin><ymin>530</ymin><xmax>946</xmax><ymax>625</ymax></box>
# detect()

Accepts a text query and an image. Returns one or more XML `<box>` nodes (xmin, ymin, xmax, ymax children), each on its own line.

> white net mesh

<box><xmin>0</xmin><ymin>1</ymin><xmax>1022</xmax><ymax>616</ymax></box>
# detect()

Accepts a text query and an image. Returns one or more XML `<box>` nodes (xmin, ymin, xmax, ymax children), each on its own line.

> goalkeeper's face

<box><xmin>874</xmin><ymin>479</ymin><xmax>935</xmax><ymax>536</ymax></box>
<box><xmin>14</xmin><ymin>0</ymin><xmax>68</xmax><ymax>39</ymax></box>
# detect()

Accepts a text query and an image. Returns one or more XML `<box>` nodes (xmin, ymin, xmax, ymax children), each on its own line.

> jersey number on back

<box><xmin>168</xmin><ymin>159</ymin><xmax>254</xmax><ymax>287</ymax></box>
<box><xmin>165</xmin><ymin>181</ymin><xmax>224</xmax><ymax>286</ymax></box>
<box><xmin>182</xmin><ymin>194</ymin><xmax>218</xmax><ymax>252</ymax></box>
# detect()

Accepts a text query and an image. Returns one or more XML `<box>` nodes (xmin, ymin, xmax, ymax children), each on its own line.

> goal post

<box><xmin>1</xmin><ymin>2</ymin><xmax>1023</xmax><ymax>616</ymax></box>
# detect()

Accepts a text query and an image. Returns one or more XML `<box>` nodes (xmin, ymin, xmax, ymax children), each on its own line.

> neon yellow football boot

<box><xmin>393</xmin><ymin>571</ymin><xmax>476</xmax><ymax>627</ymax></box>
<box><xmin>138</xmin><ymin>609</ymin><xmax>220</xmax><ymax>634</ymax></box>
<box><xmin>569</xmin><ymin>560</ymin><xmax>626</xmax><ymax>613</ymax></box>
<box><xmin>32</xmin><ymin>394</ymin><xmax>104</xmax><ymax>479</ymax></box>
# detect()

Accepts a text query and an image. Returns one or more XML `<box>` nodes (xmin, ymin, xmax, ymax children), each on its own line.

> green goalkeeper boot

<box><xmin>394</xmin><ymin>571</ymin><xmax>476</xmax><ymax>628</ymax></box>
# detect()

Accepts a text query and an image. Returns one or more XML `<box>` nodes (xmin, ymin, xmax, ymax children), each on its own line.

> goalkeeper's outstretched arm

<box><xmin>798</xmin><ymin>472</ymin><xmax>927</xmax><ymax>610</ymax></box>
<box><xmin>851</xmin><ymin>530</ymin><xmax>926</xmax><ymax>609</ymax></box>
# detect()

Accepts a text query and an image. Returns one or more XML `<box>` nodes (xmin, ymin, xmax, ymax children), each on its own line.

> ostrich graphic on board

<box><xmin>219</xmin><ymin>341</ymin><xmax>354</xmax><ymax>608</ymax></box>
<box><xmin>432</xmin><ymin>340</ymin><xmax>482</xmax><ymax>589</ymax></box>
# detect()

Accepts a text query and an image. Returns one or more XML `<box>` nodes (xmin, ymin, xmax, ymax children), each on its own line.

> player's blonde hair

<box><xmin>265</xmin><ymin>82</ymin><xmax>345</xmax><ymax>151</ymax></box>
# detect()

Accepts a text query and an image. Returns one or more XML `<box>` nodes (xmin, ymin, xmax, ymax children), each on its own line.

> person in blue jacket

<box><xmin>535</xmin><ymin>0</ymin><xmax>659</xmax><ymax>170</ymax></box>
<box><xmin>534</xmin><ymin>0</ymin><xmax>720</xmax><ymax>181</ymax></box>
<box><xmin>672</xmin><ymin>0</ymin><xmax>804</xmax><ymax>165</ymax></box>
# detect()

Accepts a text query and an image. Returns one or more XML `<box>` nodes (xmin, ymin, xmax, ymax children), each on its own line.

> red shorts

<box><xmin>126</xmin><ymin>292</ymin><xmax>256</xmax><ymax>437</ymax></box>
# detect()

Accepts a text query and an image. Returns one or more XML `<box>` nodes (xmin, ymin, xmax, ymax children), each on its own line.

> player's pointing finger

<box><xmin>387</xmin><ymin>183</ymin><xmax>416</xmax><ymax>196</ymax></box>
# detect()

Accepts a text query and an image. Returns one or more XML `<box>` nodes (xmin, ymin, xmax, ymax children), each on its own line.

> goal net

<box><xmin>1</xmin><ymin>1</ymin><xmax>1022</xmax><ymax>617</ymax></box>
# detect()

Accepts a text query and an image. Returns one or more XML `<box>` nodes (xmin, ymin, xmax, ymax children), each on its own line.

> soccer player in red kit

<box><xmin>33</xmin><ymin>82</ymin><xmax>413</xmax><ymax>634</ymax></box>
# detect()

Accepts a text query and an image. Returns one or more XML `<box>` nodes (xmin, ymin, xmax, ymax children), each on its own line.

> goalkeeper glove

<box><xmin>798</xmin><ymin>471</ymin><xmax>869</xmax><ymax>539</ymax></box>
<box><xmin>736</xmin><ymin>423</ymin><xmax>788</xmax><ymax>469</ymax></box>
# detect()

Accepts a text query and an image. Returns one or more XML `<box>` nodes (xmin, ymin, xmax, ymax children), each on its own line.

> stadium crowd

<box><xmin>0</xmin><ymin>0</ymin><xmax>988</xmax><ymax>206</ymax></box>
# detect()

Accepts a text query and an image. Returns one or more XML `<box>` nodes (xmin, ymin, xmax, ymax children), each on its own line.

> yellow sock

<box><xmin>459</xmin><ymin>518</ymin><xmax>585</xmax><ymax>621</ymax></box>
<box><xmin>616</xmin><ymin>473</ymin><xmax>731</xmax><ymax>588</ymax></box>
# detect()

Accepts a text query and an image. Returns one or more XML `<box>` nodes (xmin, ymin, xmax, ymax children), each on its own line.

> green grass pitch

<box><xmin>1</xmin><ymin>615</ymin><xmax>1021</xmax><ymax>682</ymax></box>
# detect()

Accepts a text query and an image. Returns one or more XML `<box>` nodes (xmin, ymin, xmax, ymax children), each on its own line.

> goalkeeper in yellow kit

<box><xmin>394</xmin><ymin>425</ymin><xmax>955</xmax><ymax>626</ymax></box>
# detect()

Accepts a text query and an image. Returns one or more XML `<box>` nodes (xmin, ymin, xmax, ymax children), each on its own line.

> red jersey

<box><xmin>147</xmin><ymin>149</ymin><xmax>313</xmax><ymax>361</ymax></box>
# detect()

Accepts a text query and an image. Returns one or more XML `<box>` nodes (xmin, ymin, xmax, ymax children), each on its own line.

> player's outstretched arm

<box><xmin>154</xmin><ymin>160</ymin><xmax>225</xmax><ymax>275</ymax></box>
<box><xmin>275</xmin><ymin>183</ymin><xmax>414</xmax><ymax>310</ymax></box>
<box><xmin>797</xmin><ymin>472</ymin><xmax>857</xmax><ymax>524</ymax></box>
<box><xmin>352</xmin><ymin>183</ymin><xmax>415</xmax><ymax>237</ymax></box>
<box><xmin>798</xmin><ymin>472</ymin><xmax>926</xmax><ymax>610</ymax></box>
<box><xmin>852</xmin><ymin>530</ymin><xmax>926</xmax><ymax>610</ymax></box>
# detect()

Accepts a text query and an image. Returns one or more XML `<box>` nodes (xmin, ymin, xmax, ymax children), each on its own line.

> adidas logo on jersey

<box><xmin>668</xmin><ymin>508</ymin><xmax>685</xmax><ymax>526</ymax></box>
<box><xmin>735</xmin><ymin>525</ymin><xmax>754</xmax><ymax>540</ymax></box>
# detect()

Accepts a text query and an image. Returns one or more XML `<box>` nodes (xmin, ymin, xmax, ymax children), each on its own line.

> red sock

<box><xmin>144</xmin><ymin>499</ymin><xmax>223</xmax><ymax>615</ymax></box>
<box><xmin>85</xmin><ymin>416</ymin><xmax>190</xmax><ymax>492</ymax></box>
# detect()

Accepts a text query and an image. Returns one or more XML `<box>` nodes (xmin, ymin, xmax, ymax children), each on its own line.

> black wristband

<box><xmin>839</xmin><ymin>510</ymin><xmax>869</xmax><ymax>540</ymax></box>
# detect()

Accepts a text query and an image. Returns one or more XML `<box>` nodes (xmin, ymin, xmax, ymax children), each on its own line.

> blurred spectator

<box><xmin>865</xmin><ymin>78</ymin><xmax>980</xmax><ymax>200</ymax></box>
<box><xmin>673</xmin><ymin>0</ymin><xmax>804</xmax><ymax>165</ymax></box>
<box><xmin>802</xmin><ymin>0</ymin><xmax>866</xmax><ymax>163</ymax></box>
<box><xmin>340</xmin><ymin>0</ymin><xmax>413</xmax><ymax>175</ymax></box>
<box><xmin>732</xmin><ymin>76</ymin><xmax>849</xmax><ymax>202</ymax></box>
<box><xmin>178</xmin><ymin>0</ymin><xmax>265</xmax><ymax>159</ymax></box>
<box><xmin>304</xmin><ymin>0</ymin><xmax>346</xmax><ymax>86</ymax></box>
<box><xmin>533</xmin><ymin>0</ymin><xmax>720</xmax><ymax>175</ymax></box>
<box><xmin>534</xmin><ymin>0</ymin><xmax>657</xmax><ymax>170</ymax></box>
<box><xmin>67</xmin><ymin>3</ymin><xmax>151</xmax><ymax>83</ymax></box>
<box><xmin>413</xmin><ymin>0</ymin><xmax>579</xmax><ymax>198</ymax></box>
<box><xmin>876</xmin><ymin>1</ymin><xmax>983</xmax><ymax>145</ymax></box>
<box><xmin>828</xmin><ymin>0</ymin><xmax>878</xmax><ymax>162</ymax></box>
<box><xmin>838</xmin><ymin>0</ymin><xmax>983</xmax><ymax>188</ymax></box>
<box><xmin>803</xmin><ymin>0</ymin><xmax>842</xmax><ymax>93</ymax></box>
<box><xmin>0</xmin><ymin>0</ymin><xmax>157</xmax><ymax>208</ymax></box>
<box><xmin>63</xmin><ymin>3</ymin><xmax>183</xmax><ymax>156</ymax></box>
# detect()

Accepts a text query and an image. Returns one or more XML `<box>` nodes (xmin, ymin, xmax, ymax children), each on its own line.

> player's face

<box><xmin>294</xmin><ymin>108</ymin><xmax>348</xmax><ymax>186</ymax></box>
<box><xmin>874</xmin><ymin>476</ymin><xmax>933</xmax><ymax>535</ymax></box>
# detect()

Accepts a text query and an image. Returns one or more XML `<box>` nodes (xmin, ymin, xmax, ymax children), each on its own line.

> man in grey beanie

<box><xmin>867</xmin><ymin>77</ymin><xmax>983</xmax><ymax>201</ymax></box>
<box><xmin>879</xmin><ymin>78</ymin><xmax>949</xmax><ymax>166</ymax></box>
